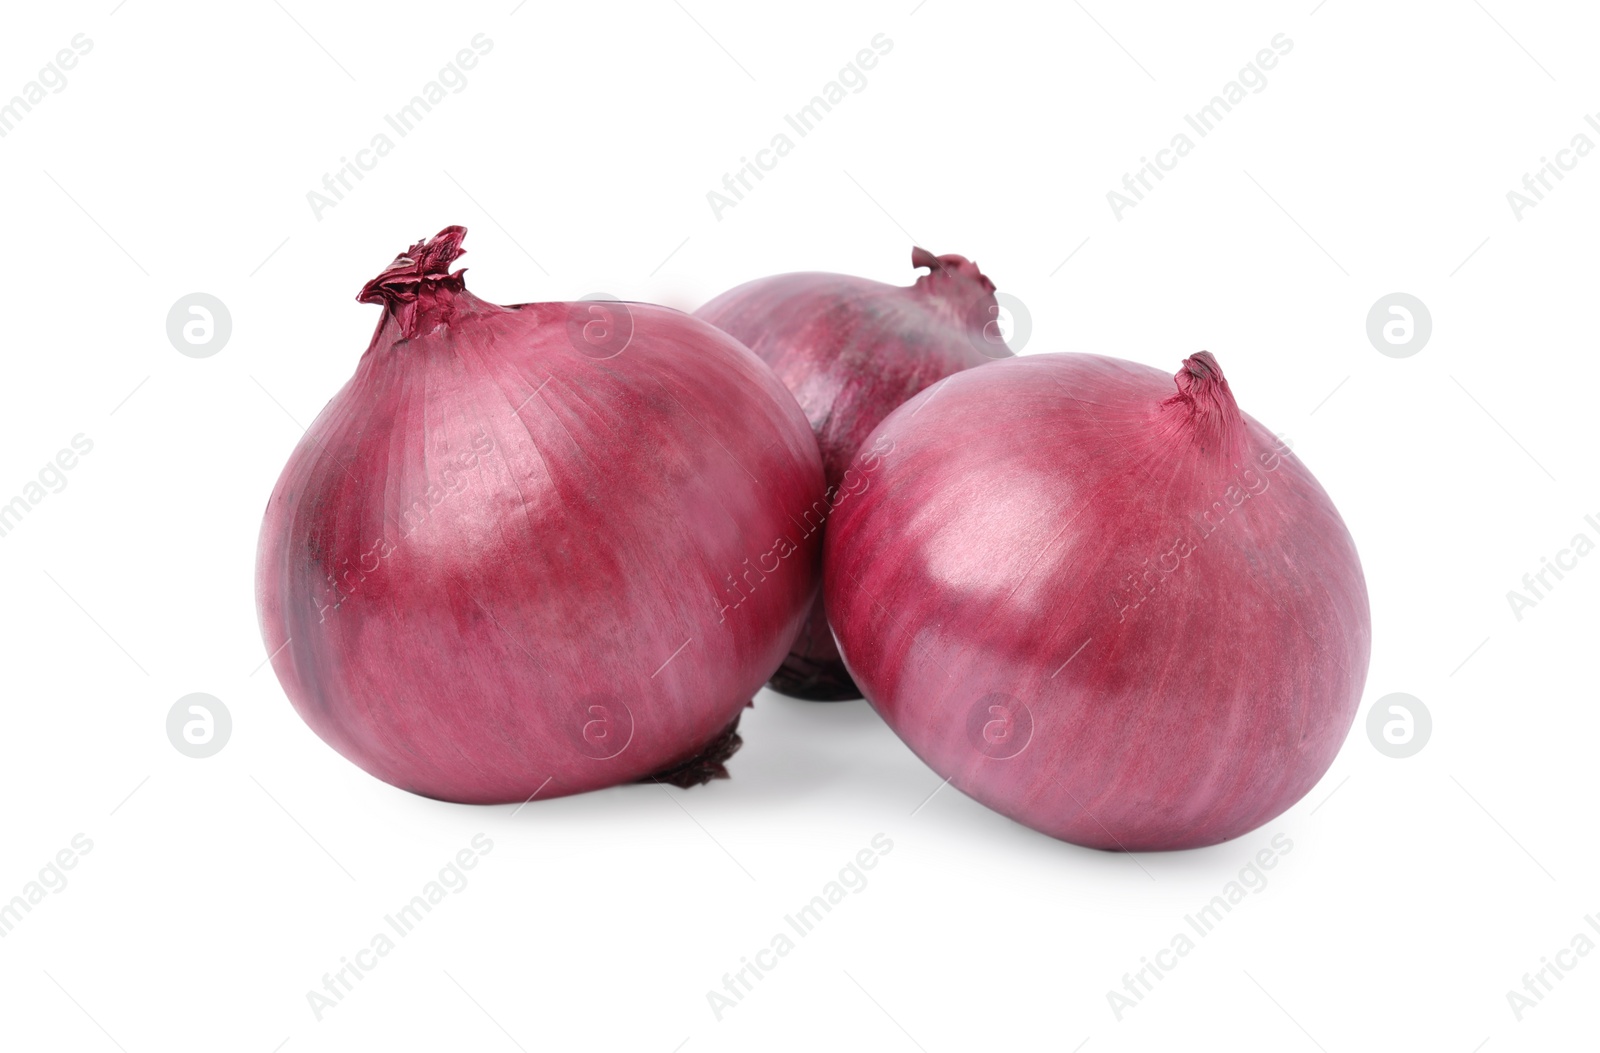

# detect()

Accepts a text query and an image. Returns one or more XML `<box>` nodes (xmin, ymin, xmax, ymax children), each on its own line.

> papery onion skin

<box><xmin>256</xmin><ymin>226</ymin><xmax>825</xmax><ymax>804</ymax></box>
<box><xmin>697</xmin><ymin>247</ymin><xmax>1010</xmax><ymax>700</ymax></box>
<box><xmin>824</xmin><ymin>352</ymin><xmax>1370</xmax><ymax>851</ymax></box>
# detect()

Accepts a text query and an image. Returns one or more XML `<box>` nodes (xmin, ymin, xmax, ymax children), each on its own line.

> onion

<box><xmin>256</xmin><ymin>226</ymin><xmax>825</xmax><ymax>803</ymax></box>
<box><xmin>697</xmin><ymin>247</ymin><xmax>1010</xmax><ymax>700</ymax></box>
<box><xmin>824</xmin><ymin>352</ymin><xmax>1370</xmax><ymax>850</ymax></box>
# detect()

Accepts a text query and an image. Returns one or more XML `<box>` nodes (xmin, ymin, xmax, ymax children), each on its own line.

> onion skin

<box><xmin>256</xmin><ymin>227</ymin><xmax>825</xmax><ymax>804</ymax></box>
<box><xmin>825</xmin><ymin>352</ymin><xmax>1370</xmax><ymax>851</ymax></box>
<box><xmin>697</xmin><ymin>248</ymin><xmax>1009</xmax><ymax>700</ymax></box>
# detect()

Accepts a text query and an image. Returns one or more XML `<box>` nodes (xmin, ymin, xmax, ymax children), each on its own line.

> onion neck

<box><xmin>358</xmin><ymin>224</ymin><xmax>476</xmax><ymax>341</ymax></box>
<box><xmin>909</xmin><ymin>246</ymin><xmax>999</xmax><ymax>334</ymax></box>
<box><xmin>1157</xmin><ymin>352</ymin><xmax>1246</xmax><ymax>460</ymax></box>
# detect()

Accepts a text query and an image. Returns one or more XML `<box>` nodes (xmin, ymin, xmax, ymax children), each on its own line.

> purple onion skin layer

<box><xmin>697</xmin><ymin>248</ymin><xmax>1009</xmax><ymax>700</ymax></box>
<box><xmin>825</xmin><ymin>352</ymin><xmax>1371</xmax><ymax>851</ymax></box>
<box><xmin>257</xmin><ymin>227</ymin><xmax>825</xmax><ymax>804</ymax></box>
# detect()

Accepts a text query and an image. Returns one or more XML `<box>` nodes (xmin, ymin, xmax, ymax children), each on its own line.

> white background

<box><xmin>1</xmin><ymin>1</ymin><xmax>1595</xmax><ymax>1050</ymax></box>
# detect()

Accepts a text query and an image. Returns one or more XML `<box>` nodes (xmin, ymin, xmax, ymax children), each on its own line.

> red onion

<box><xmin>825</xmin><ymin>352</ymin><xmax>1370</xmax><ymax>850</ymax></box>
<box><xmin>256</xmin><ymin>226</ymin><xmax>825</xmax><ymax>803</ymax></box>
<box><xmin>697</xmin><ymin>247</ymin><xmax>1010</xmax><ymax>699</ymax></box>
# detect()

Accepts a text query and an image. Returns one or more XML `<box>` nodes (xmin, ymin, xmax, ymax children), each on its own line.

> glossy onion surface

<box><xmin>257</xmin><ymin>227</ymin><xmax>825</xmax><ymax>803</ymax></box>
<box><xmin>825</xmin><ymin>352</ymin><xmax>1370</xmax><ymax>850</ymax></box>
